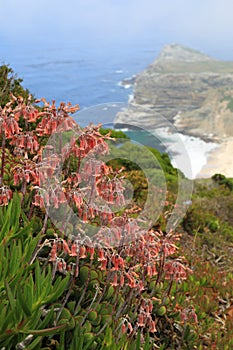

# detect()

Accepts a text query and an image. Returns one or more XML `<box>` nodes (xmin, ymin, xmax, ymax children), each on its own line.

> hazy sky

<box><xmin>1</xmin><ymin>0</ymin><xmax>233</xmax><ymax>58</ymax></box>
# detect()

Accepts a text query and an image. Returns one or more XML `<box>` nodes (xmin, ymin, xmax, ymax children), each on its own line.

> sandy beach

<box><xmin>197</xmin><ymin>137</ymin><xmax>233</xmax><ymax>179</ymax></box>
<box><xmin>152</xmin><ymin>128</ymin><xmax>218</xmax><ymax>179</ymax></box>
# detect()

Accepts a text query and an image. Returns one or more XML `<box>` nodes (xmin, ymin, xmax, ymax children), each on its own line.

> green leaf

<box><xmin>0</xmin><ymin>303</ymin><xmax>6</xmax><ymax>329</ymax></box>
<box><xmin>20</xmin><ymin>207</ymin><xmax>29</xmax><ymax>224</ymax></box>
<box><xmin>105</xmin><ymin>326</ymin><xmax>112</xmax><ymax>346</ymax></box>
<box><xmin>1</xmin><ymin>309</ymin><xmax>16</xmax><ymax>336</ymax></box>
<box><xmin>11</xmin><ymin>192</ymin><xmax>21</xmax><ymax>230</ymax></box>
<box><xmin>20</xmin><ymin>324</ymin><xmax>67</xmax><ymax>336</ymax></box>
<box><xmin>35</xmin><ymin>260</ymin><xmax>42</xmax><ymax>299</ymax></box>
<box><xmin>83</xmin><ymin>335</ymin><xmax>96</xmax><ymax>350</ymax></box>
<box><xmin>135</xmin><ymin>329</ymin><xmax>141</xmax><ymax>350</ymax></box>
<box><xmin>9</xmin><ymin>240</ymin><xmax>22</xmax><ymax>278</ymax></box>
<box><xmin>4</xmin><ymin>280</ymin><xmax>15</xmax><ymax>311</ymax></box>
<box><xmin>0</xmin><ymin>202</ymin><xmax>11</xmax><ymax>241</ymax></box>
<box><xmin>59</xmin><ymin>331</ymin><xmax>65</xmax><ymax>350</ymax></box>
<box><xmin>18</xmin><ymin>287</ymin><xmax>32</xmax><ymax>316</ymax></box>
<box><xmin>143</xmin><ymin>333</ymin><xmax>151</xmax><ymax>350</ymax></box>
<box><xmin>38</xmin><ymin>307</ymin><xmax>54</xmax><ymax>330</ymax></box>
<box><xmin>26</xmin><ymin>336</ymin><xmax>43</xmax><ymax>350</ymax></box>
<box><xmin>43</xmin><ymin>273</ymin><xmax>70</xmax><ymax>304</ymax></box>
<box><xmin>22</xmin><ymin>234</ymin><xmax>41</xmax><ymax>263</ymax></box>
<box><xmin>26</xmin><ymin>273</ymin><xmax>34</xmax><ymax>310</ymax></box>
<box><xmin>183</xmin><ymin>324</ymin><xmax>191</xmax><ymax>341</ymax></box>
<box><xmin>70</xmin><ymin>325</ymin><xmax>83</xmax><ymax>350</ymax></box>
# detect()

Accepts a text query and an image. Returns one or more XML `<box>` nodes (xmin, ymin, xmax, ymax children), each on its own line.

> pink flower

<box><xmin>79</xmin><ymin>246</ymin><xmax>86</xmax><ymax>259</ymax></box>
<box><xmin>110</xmin><ymin>272</ymin><xmax>118</xmax><ymax>287</ymax></box>
<box><xmin>62</xmin><ymin>240</ymin><xmax>71</xmax><ymax>255</ymax></box>
<box><xmin>49</xmin><ymin>243</ymin><xmax>57</xmax><ymax>262</ymax></box>
<box><xmin>121</xmin><ymin>324</ymin><xmax>127</xmax><ymax>334</ymax></box>
<box><xmin>87</xmin><ymin>246</ymin><xmax>95</xmax><ymax>260</ymax></box>
<box><xmin>127</xmin><ymin>322</ymin><xmax>133</xmax><ymax>334</ymax></box>
<box><xmin>180</xmin><ymin>307</ymin><xmax>198</xmax><ymax>324</ymax></box>
<box><xmin>137</xmin><ymin>314</ymin><xmax>145</xmax><ymax>327</ymax></box>
<box><xmin>149</xmin><ymin>320</ymin><xmax>156</xmax><ymax>333</ymax></box>
<box><xmin>119</xmin><ymin>274</ymin><xmax>125</xmax><ymax>287</ymax></box>
<box><xmin>100</xmin><ymin>259</ymin><xmax>107</xmax><ymax>270</ymax></box>
<box><xmin>97</xmin><ymin>249</ymin><xmax>106</xmax><ymax>261</ymax></box>
<box><xmin>138</xmin><ymin>280</ymin><xmax>145</xmax><ymax>292</ymax></box>
<box><xmin>57</xmin><ymin>260</ymin><xmax>63</xmax><ymax>272</ymax></box>
<box><xmin>164</xmin><ymin>260</ymin><xmax>190</xmax><ymax>281</ymax></box>
<box><xmin>70</xmin><ymin>244</ymin><xmax>78</xmax><ymax>257</ymax></box>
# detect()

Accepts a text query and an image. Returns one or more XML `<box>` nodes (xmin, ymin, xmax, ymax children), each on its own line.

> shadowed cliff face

<box><xmin>115</xmin><ymin>44</ymin><xmax>233</xmax><ymax>141</ymax></box>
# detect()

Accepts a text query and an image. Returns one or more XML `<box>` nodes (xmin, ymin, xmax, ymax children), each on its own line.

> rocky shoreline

<box><xmin>115</xmin><ymin>44</ymin><xmax>233</xmax><ymax>141</ymax></box>
<box><xmin>115</xmin><ymin>44</ymin><xmax>233</xmax><ymax>178</ymax></box>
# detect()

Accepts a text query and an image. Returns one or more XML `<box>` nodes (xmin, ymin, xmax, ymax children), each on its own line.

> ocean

<box><xmin>0</xmin><ymin>39</ymin><xmax>218</xmax><ymax>179</ymax></box>
<box><xmin>1</xmin><ymin>40</ymin><xmax>161</xmax><ymax>109</ymax></box>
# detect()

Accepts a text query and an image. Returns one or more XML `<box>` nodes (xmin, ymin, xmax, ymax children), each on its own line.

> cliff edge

<box><xmin>115</xmin><ymin>44</ymin><xmax>233</xmax><ymax>142</ymax></box>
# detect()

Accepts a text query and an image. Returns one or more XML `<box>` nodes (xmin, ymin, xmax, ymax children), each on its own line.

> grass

<box><xmin>150</xmin><ymin>61</ymin><xmax>233</xmax><ymax>74</ymax></box>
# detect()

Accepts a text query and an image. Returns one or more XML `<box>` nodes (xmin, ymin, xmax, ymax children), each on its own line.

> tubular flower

<box><xmin>164</xmin><ymin>260</ymin><xmax>192</xmax><ymax>281</ymax></box>
<box><xmin>100</xmin><ymin>258</ymin><xmax>108</xmax><ymax>270</ymax></box>
<box><xmin>49</xmin><ymin>242</ymin><xmax>57</xmax><ymax>262</ymax></box>
<box><xmin>0</xmin><ymin>186</ymin><xmax>12</xmax><ymax>206</ymax></box>
<box><xmin>137</xmin><ymin>314</ymin><xmax>146</xmax><ymax>327</ymax></box>
<box><xmin>33</xmin><ymin>193</ymin><xmax>44</xmax><ymax>207</ymax></box>
<box><xmin>148</xmin><ymin>320</ymin><xmax>157</xmax><ymax>333</ymax></box>
<box><xmin>97</xmin><ymin>248</ymin><xmax>106</xmax><ymax>261</ymax></box>
<box><xmin>62</xmin><ymin>239</ymin><xmax>71</xmax><ymax>255</ymax></box>
<box><xmin>86</xmin><ymin>246</ymin><xmax>95</xmax><ymax>260</ymax></box>
<box><xmin>0</xmin><ymin>113</ymin><xmax>21</xmax><ymax>139</ymax></box>
<box><xmin>180</xmin><ymin>306</ymin><xmax>198</xmax><ymax>324</ymax></box>
<box><xmin>79</xmin><ymin>245</ymin><xmax>87</xmax><ymax>259</ymax></box>
<box><xmin>121</xmin><ymin>323</ymin><xmax>127</xmax><ymax>334</ymax></box>
<box><xmin>110</xmin><ymin>272</ymin><xmax>118</xmax><ymax>287</ymax></box>
<box><xmin>70</xmin><ymin>244</ymin><xmax>78</xmax><ymax>257</ymax></box>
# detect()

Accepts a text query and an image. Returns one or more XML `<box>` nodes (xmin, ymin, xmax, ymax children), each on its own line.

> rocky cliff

<box><xmin>115</xmin><ymin>44</ymin><xmax>233</xmax><ymax>142</ymax></box>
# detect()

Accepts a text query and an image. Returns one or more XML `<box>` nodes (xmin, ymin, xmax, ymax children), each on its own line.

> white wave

<box><xmin>153</xmin><ymin>127</ymin><xmax>218</xmax><ymax>179</ymax></box>
<box><xmin>117</xmin><ymin>81</ymin><xmax>132</xmax><ymax>89</ymax></box>
<box><xmin>115</xmin><ymin>128</ymin><xmax>129</xmax><ymax>132</ymax></box>
<box><xmin>128</xmin><ymin>94</ymin><xmax>134</xmax><ymax>102</ymax></box>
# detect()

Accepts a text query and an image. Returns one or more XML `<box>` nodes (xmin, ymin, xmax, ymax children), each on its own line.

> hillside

<box><xmin>0</xmin><ymin>64</ymin><xmax>233</xmax><ymax>348</ymax></box>
<box><xmin>115</xmin><ymin>44</ymin><xmax>233</xmax><ymax>142</ymax></box>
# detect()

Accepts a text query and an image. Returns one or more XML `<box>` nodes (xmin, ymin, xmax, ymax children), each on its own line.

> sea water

<box><xmin>1</xmin><ymin>39</ymin><xmax>218</xmax><ymax>179</ymax></box>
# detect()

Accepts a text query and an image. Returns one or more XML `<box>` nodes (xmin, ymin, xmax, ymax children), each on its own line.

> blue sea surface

<box><xmin>1</xmin><ymin>40</ymin><xmax>161</xmax><ymax>112</ymax></box>
<box><xmin>0</xmin><ymin>39</ymin><xmax>221</xmax><ymax>178</ymax></box>
<box><xmin>1</xmin><ymin>39</ymin><xmax>169</xmax><ymax>153</ymax></box>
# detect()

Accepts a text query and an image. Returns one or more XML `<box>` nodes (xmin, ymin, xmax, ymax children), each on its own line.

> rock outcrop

<box><xmin>115</xmin><ymin>44</ymin><xmax>233</xmax><ymax>141</ymax></box>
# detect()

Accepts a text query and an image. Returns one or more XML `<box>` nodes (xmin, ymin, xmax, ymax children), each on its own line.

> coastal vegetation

<box><xmin>0</xmin><ymin>65</ymin><xmax>29</xmax><ymax>107</ymax></box>
<box><xmin>221</xmin><ymin>95</ymin><xmax>233</xmax><ymax>112</ymax></box>
<box><xmin>0</xmin><ymin>66</ymin><xmax>233</xmax><ymax>349</ymax></box>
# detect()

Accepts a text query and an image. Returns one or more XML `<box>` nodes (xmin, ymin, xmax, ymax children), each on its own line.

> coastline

<box><xmin>149</xmin><ymin>128</ymin><xmax>218</xmax><ymax>180</ymax></box>
<box><xmin>115</xmin><ymin>125</ymin><xmax>218</xmax><ymax>180</ymax></box>
<box><xmin>197</xmin><ymin>137</ymin><xmax>233</xmax><ymax>179</ymax></box>
<box><xmin>115</xmin><ymin>125</ymin><xmax>232</xmax><ymax>180</ymax></box>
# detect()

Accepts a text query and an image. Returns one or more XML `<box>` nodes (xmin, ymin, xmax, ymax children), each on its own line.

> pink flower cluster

<box><xmin>0</xmin><ymin>95</ymin><xmax>192</xmax><ymax>338</ymax></box>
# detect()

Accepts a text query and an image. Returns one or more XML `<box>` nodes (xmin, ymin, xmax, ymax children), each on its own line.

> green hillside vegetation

<box><xmin>152</xmin><ymin>60</ymin><xmax>233</xmax><ymax>74</ymax></box>
<box><xmin>222</xmin><ymin>95</ymin><xmax>233</xmax><ymax>111</ymax></box>
<box><xmin>0</xmin><ymin>65</ymin><xmax>29</xmax><ymax>107</ymax></box>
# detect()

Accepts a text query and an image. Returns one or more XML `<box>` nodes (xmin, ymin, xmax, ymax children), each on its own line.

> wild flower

<box><xmin>0</xmin><ymin>94</ymin><xmax>193</xmax><ymax>343</ymax></box>
<box><xmin>0</xmin><ymin>185</ymin><xmax>12</xmax><ymax>206</ymax></box>
<box><xmin>180</xmin><ymin>306</ymin><xmax>198</xmax><ymax>324</ymax></box>
<box><xmin>164</xmin><ymin>260</ymin><xmax>191</xmax><ymax>281</ymax></box>
<box><xmin>148</xmin><ymin>320</ymin><xmax>157</xmax><ymax>333</ymax></box>
<box><xmin>110</xmin><ymin>272</ymin><xmax>118</xmax><ymax>287</ymax></box>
